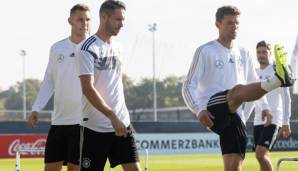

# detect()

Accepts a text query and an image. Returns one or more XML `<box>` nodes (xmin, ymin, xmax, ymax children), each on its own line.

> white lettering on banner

<box><xmin>274</xmin><ymin>138</ymin><xmax>298</xmax><ymax>149</ymax></box>
<box><xmin>135</xmin><ymin>133</ymin><xmax>221</xmax><ymax>155</ymax></box>
<box><xmin>8</xmin><ymin>139</ymin><xmax>46</xmax><ymax>156</ymax></box>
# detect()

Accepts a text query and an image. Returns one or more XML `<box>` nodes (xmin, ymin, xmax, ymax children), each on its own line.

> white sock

<box><xmin>261</xmin><ymin>75</ymin><xmax>282</xmax><ymax>92</ymax></box>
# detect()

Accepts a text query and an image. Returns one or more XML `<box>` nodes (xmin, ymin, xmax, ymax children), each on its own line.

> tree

<box><xmin>122</xmin><ymin>74</ymin><xmax>138</xmax><ymax>109</ymax></box>
<box><xmin>5</xmin><ymin>79</ymin><xmax>42</xmax><ymax>110</ymax></box>
<box><xmin>161</xmin><ymin>75</ymin><xmax>185</xmax><ymax>107</ymax></box>
<box><xmin>0</xmin><ymin>90</ymin><xmax>10</xmax><ymax>109</ymax></box>
<box><xmin>122</xmin><ymin>75</ymin><xmax>186</xmax><ymax>109</ymax></box>
<box><xmin>130</xmin><ymin>78</ymin><xmax>153</xmax><ymax>109</ymax></box>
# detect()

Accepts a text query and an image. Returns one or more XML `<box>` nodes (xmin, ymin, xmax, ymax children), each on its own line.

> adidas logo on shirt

<box><xmin>229</xmin><ymin>58</ymin><xmax>234</xmax><ymax>63</ymax></box>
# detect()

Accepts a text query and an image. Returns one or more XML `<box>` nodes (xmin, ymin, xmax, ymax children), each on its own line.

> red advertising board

<box><xmin>0</xmin><ymin>134</ymin><xmax>47</xmax><ymax>158</ymax></box>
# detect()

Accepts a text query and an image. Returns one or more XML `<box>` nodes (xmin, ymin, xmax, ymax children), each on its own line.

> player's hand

<box><xmin>110</xmin><ymin>115</ymin><xmax>127</xmax><ymax>137</ymax></box>
<box><xmin>261</xmin><ymin>109</ymin><xmax>272</xmax><ymax>126</ymax></box>
<box><xmin>281</xmin><ymin>125</ymin><xmax>291</xmax><ymax>138</ymax></box>
<box><xmin>197</xmin><ymin>110</ymin><xmax>214</xmax><ymax>129</ymax></box>
<box><xmin>28</xmin><ymin>111</ymin><xmax>39</xmax><ymax>129</ymax></box>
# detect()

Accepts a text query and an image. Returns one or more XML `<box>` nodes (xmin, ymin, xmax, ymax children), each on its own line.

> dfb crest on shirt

<box><xmin>82</xmin><ymin>158</ymin><xmax>91</xmax><ymax>168</ymax></box>
<box><xmin>215</xmin><ymin>59</ymin><xmax>224</xmax><ymax>69</ymax></box>
<box><xmin>57</xmin><ymin>54</ymin><xmax>64</xmax><ymax>63</ymax></box>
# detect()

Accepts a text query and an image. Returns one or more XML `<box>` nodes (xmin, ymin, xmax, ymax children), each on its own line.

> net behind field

<box><xmin>0</xmin><ymin>110</ymin><xmax>52</xmax><ymax>122</ymax></box>
<box><xmin>1</xmin><ymin>107</ymin><xmax>298</xmax><ymax>122</ymax></box>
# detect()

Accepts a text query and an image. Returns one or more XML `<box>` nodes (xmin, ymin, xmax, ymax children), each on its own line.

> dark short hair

<box><xmin>256</xmin><ymin>40</ymin><xmax>271</xmax><ymax>50</ymax></box>
<box><xmin>70</xmin><ymin>3</ymin><xmax>90</xmax><ymax>15</ymax></box>
<box><xmin>216</xmin><ymin>5</ymin><xmax>240</xmax><ymax>21</ymax></box>
<box><xmin>100</xmin><ymin>0</ymin><xmax>126</xmax><ymax>16</ymax></box>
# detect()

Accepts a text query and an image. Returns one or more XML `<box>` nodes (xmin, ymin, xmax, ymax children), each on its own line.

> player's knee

<box><xmin>227</xmin><ymin>84</ymin><xmax>245</xmax><ymax>102</ymax></box>
<box><xmin>255</xmin><ymin>150</ymin><xmax>266</xmax><ymax>161</ymax></box>
<box><xmin>229</xmin><ymin>159</ymin><xmax>242</xmax><ymax>171</ymax></box>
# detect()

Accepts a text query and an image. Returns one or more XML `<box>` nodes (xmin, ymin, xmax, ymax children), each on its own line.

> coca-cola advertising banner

<box><xmin>0</xmin><ymin>134</ymin><xmax>47</xmax><ymax>158</ymax></box>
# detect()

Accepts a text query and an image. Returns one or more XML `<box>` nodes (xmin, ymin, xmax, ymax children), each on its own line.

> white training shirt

<box><xmin>182</xmin><ymin>40</ymin><xmax>269</xmax><ymax>123</ymax></box>
<box><xmin>32</xmin><ymin>38</ymin><xmax>82</xmax><ymax>125</ymax></box>
<box><xmin>291</xmin><ymin>33</ymin><xmax>298</xmax><ymax>93</ymax></box>
<box><xmin>253</xmin><ymin>65</ymin><xmax>291</xmax><ymax>126</ymax></box>
<box><xmin>77</xmin><ymin>35</ymin><xmax>130</xmax><ymax>133</ymax></box>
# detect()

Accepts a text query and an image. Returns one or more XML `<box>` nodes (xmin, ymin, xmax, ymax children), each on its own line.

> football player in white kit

<box><xmin>77</xmin><ymin>1</ymin><xmax>141</xmax><ymax>171</ymax></box>
<box><xmin>182</xmin><ymin>6</ymin><xmax>295</xmax><ymax>171</ymax></box>
<box><xmin>28</xmin><ymin>4</ymin><xmax>91</xmax><ymax>171</ymax></box>
<box><xmin>247</xmin><ymin>41</ymin><xmax>291</xmax><ymax>171</ymax></box>
<box><xmin>291</xmin><ymin>33</ymin><xmax>298</xmax><ymax>92</ymax></box>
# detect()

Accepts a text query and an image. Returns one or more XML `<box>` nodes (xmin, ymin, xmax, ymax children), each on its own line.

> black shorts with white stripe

<box><xmin>219</xmin><ymin>114</ymin><xmax>247</xmax><ymax>159</ymax></box>
<box><xmin>207</xmin><ymin>90</ymin><xmax>236</xmax><ymax>135</ymax></box>
<box><xmin>253</xmin><ymin>124</ymin><xmax>280</xmax><ymax>151</ymax></box>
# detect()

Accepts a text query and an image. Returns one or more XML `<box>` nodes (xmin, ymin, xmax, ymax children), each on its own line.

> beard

<box><xmin>105</xmin><ymin>21</ymin><xmax>120</xmax><ymax>36</ymax></box>
<box><xmin>258</xmin><ymin>59</ymin><xmax>269</xmax><ymax>66</ymax></box>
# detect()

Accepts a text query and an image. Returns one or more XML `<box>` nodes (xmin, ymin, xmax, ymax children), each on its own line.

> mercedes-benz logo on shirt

<box><xmin>57</xmin><ymin>54</ymin><xmax>64</xmax><ymax>63</ymax></box>
<box><xmin>215</xmin><ymin>59</ymin><xmax>224</xmax><ymax>69</ymax></box>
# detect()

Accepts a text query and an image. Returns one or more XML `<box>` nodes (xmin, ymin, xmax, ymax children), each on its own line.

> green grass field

<box><xmin>1</xmin><ymin>152</ymin><xmax>297</xmax><ymax>171</ymax></box>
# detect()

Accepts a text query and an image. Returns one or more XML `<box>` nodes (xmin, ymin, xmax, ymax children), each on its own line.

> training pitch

<box><xmin>0</xmin><ymin>152</ymin><xmax>297</xmax><ymax>171</ymax></box>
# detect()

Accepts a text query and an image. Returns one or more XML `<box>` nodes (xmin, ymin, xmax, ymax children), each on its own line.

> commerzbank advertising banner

<box><xmin>135</xmin><ymin>133</ymin><xmax>298</xmax><ymax>155</ymax></box>
<box><xmin>135</xmin><ymin>133</ymin><xmax>221</xmax><ymax>154</ymax></box>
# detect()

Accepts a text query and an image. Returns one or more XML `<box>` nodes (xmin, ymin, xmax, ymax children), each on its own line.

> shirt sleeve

<box><xmin>292</xmin><ymin>33</ymin><xmax>298</xmax><ymax>58</ymax></box>
<box><xmin>182</xmin><ymin>47</ymin><xmax>206</xmax><ymax>116</ymax></box>
<box><xmin>281</xmin><ymin>87</ymin><xmax>291</xmax><ymax>125</ymax></box>
<box><xmin>32</xmin><ymin>46</ymin><xmax>55</xmax><ymax>112</ymax></box>
<box><xmin>77</xmin><ymin>47</ymin><xmax>95</xmax><ymax>76</ymax></box>
<box><xmin>291</xmin><ymin>34</ymin><xmax>298</xmax><ymax>82</ymax></box>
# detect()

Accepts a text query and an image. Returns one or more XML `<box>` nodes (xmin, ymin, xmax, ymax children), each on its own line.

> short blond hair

<box><xmin>70</xmin><ymin>3</ymin><xmax>90</xmax><ymax>15</ymax></box>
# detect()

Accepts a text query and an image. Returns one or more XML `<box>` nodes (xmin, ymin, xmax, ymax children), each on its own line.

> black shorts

<box><xmin>80</xmin><ymin>126</ymin><xmax>139</xmax><ymax>171</ymax></box>
<box><xmin>208</xmin><ymin>90</ymin><xmax>236</xmax><ymax>135</ymax></box>
<box><xmin>207</xmin><ymin>90</ymin><xmax>247</xmax><ymax>159</ymax></box>
<box><xmin>253</xmin><ymin>124</ymin><xmax>280</xmax><ymax>150</ymax></box>
<box><xmin>219</xmin><ymin>114</ymin><xmax>247</xmax><ymax>159</ymax></box>
<box><xmin>44</xmin><ymin>124</ymin><xmax>80</xmax><ymax>165</ymax></box>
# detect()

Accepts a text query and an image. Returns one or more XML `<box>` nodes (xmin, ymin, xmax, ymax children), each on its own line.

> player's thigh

<box><xmin>44</xmin><ymin>125</ymin><xmax>67</xmax><ymax>163</ymax></box>
<box><xmin>253</xmin><ymin>125</ymin><xmax>263</xmax><ymax>149</ymax></box>
<box><xmin>67</xmin><ymin>162</ymin><xmax>80</xmax><ymax>171</ymax></box>
<box><xmin>66</xmin><ymin>125</ymin><xmax>80</xmax><ymax>165</ymax></box>
<box><xmin>257</xmin><ymin>124</ymin><xmax>280</xmax><ymax>150</ymax></box>
<box><xmin>44</xmin><ymin>161</ymin><xmax>63</xmax><ymax>171</ymax></box>
<box><xmin>207</xmin><ymin>90</ymin><xmax>235</xmax><ymax>134</ymax></box>
<box><xmin>80</xmin><ymin>127</ymin><xmax>111</xmax><ymax>171</ymax></box>
<box><xmin>122</xmin><ymin>162</ymin><xmax>142</xmax><ymax>171</ymax></box>
<box><xmin>109</xmin><ymin>127</ymin><xmax>140</xmax><ymax>168</ymax></box>
<box><xmin>220</xmin><ymin>115</ymin><xmax>247</xmax><ymax>159</ymax></box>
